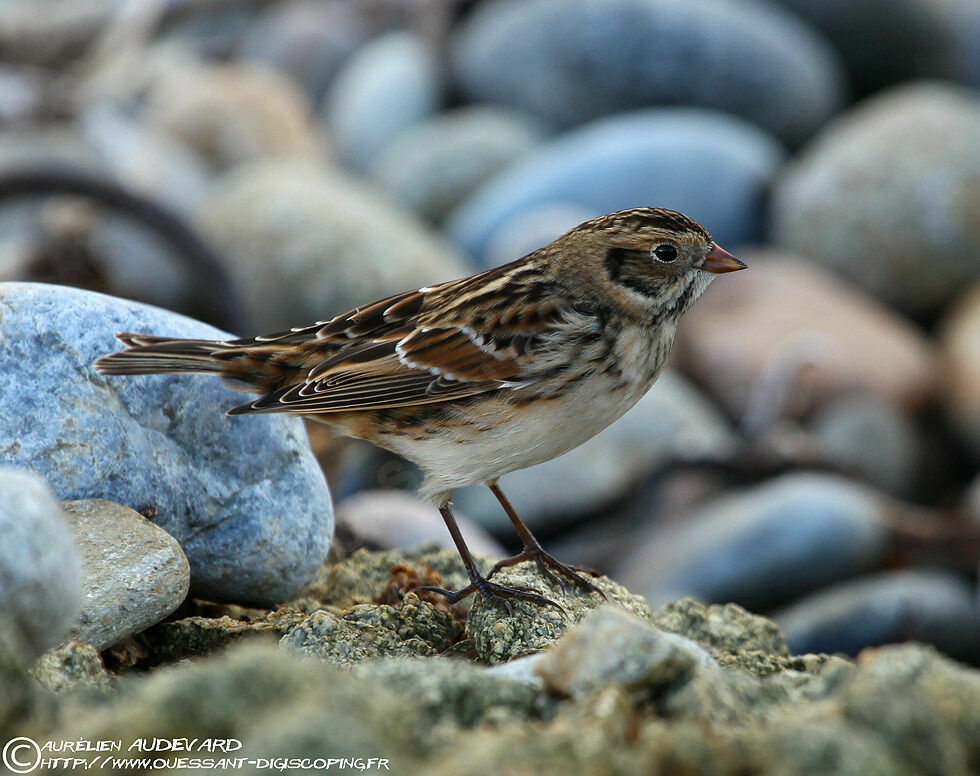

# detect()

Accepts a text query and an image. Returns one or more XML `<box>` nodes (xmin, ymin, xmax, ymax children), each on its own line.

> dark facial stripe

<box><xmin>605</xmin><ymin>247</ymin><xmax>656</xmax><ymax>297</ymax></box>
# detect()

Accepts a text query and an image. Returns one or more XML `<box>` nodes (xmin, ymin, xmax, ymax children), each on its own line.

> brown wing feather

<box><xmin>227</xmin><ymin>257</ymin><xmax>567</xmax><ymax>416</ymax></box>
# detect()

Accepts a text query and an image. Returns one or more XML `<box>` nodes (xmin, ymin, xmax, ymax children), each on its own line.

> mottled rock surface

<box><xmin>772</xmin><ymin>82</ymin><xmax>980</xmax><ymax>315</ymax></box>
<box><xmin>0</xmin><ymin>282</ymin><xmax>333</xmax><ymax>604</ymax></box>
<box><xmin>62</xmin><ymin>499</ymin><xmax>190</xmax><ymax>650</ymax></box>
<box><xmin>0</xmin><ymin>468</ymin><xmax>81</xmax><ymax>659</ymax></box>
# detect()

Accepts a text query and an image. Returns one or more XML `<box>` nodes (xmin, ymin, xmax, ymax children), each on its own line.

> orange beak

<box><xmin>703</xmin><ymin>243</ymin><xmax>747</xmax><ymax>274</ymax></box>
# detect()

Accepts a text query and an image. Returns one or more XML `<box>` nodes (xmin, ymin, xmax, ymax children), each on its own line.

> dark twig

<box><xmin>0</xmin><ymin>164</ymin><xmax>246</xmax><ymax>333</ymax></box>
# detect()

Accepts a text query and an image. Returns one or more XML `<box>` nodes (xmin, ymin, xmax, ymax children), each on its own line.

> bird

<box><xmin>95</xmin><ymin>207</ymin><xmax>745</xmax><ymax>611</ymax></box>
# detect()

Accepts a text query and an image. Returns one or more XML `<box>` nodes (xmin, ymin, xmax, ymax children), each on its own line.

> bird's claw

<box><xmin>486</xmin><ymin>544</ymin><xmax>607</xmax><ymax>599</ymax></box>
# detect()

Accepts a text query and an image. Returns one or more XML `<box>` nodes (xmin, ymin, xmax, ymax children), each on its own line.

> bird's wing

<box><xmin>228</xmin><ymin>259</ymin><xmax>580</xmax><ymax>415</ymax></box>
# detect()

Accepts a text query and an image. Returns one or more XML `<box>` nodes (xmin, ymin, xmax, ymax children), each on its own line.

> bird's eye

<box><xmin>653</xmin><ymin>244</ymin><xmax>677</xmax><ymax>262</ymax></box>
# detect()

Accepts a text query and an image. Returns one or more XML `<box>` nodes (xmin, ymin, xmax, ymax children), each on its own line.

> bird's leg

<box><xmin>484</xmin><ymin>483</ymin><xmax>606</xmax><ymax>598</ymax></box>
<box><xmin>414</xmin><ymin>501</ymin><xmax>564</xmax><ymax>613</ymax></box>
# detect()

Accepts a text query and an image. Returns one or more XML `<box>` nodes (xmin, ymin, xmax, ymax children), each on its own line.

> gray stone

<box><xmin>144</xmin><ymin>60</ymin><xmax>320</xmax><ymax>172</ymax></box>
<box><xmin>0</xmin><ymin>468</ymin><xmax>81</xmax><ymax>659</ymax></box>
<box><xmin>453</xmin><ymin>370</ymin><xmax>735</xmax><ymax>532</ymax></box>
<box><xmin>615</xmin><ymin>473</ymin><xmax>888</xmax><ymax>610</ymax></box>
<box><xmin>775</xmin><ymin>570</ymin><xmax>980</xmax><ymax>662</ymax></box>
<box><xmin>535</xmin><ymin>607</ymin><xmax>716</xmax><ymax>698</ymax></box>
<box><xmin>482</xmin><ymin>202</ymin><xmax>596</xmax><ymax>267</ymax></box>
<box><xmin>335</xmin><ymin>489</ymin><xmax>504</xmax><ymax>557</ymax></box>
<box><xmin>369</xmin><ymin>105</ymin><xmax>547</xmax><ymax>223</ymax></box>
<box><xmin>323</xmin><ymin>31</ymin><xmax>440</xmax><ymax>172</ymax></box>
<box><xmin>446</xmin><ymin>108</ymin><xmax>785</xmax><ymax>264</ymax></box>
<box><xmin>451</xmin><ymin>0</ymin><xmax>845</xmax><ymax>145</ymax></box>
<box><xmin>0</xmin><ymin>282</ymin><xmax>333</xmax><ymax>604</ymax></box>
<box><xmin>771</xmin><ymin>0</ymin><xmax>957</xmax><ymax>94</ymax></box>
<box><xmin>935</xmin><ymin>0</ymin><xmax>980</xmax><ymax>88</ymax></box>
<box><xmin>772</xmin><ymin>82</ymin><xmax>980</xmax><ymax>316</ymax></box>
<box><xmin>809</xmin><ymin>394</ymin><xmax>921</xmax><ymax>497</ymax></box>
<box><xmin>62</xmin><ymin>499</ymin><xmax>190</xmax><ymax>650</ymax></box>
<box><xmin>940</xmin><ymin>283</ymin><xmax>980</xmax><ymax>457</ymax></box>
<box><xmin>486</xmin><ymin>653</ymin><xmax>546</xmax><ymax>688</ymax></box>
<box><xmin>200</xmin><ymin>161</ymin><xmax>469</xmax><ymax>333</ymax></box>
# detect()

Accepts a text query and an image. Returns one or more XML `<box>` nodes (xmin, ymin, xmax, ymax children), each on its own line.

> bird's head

<box><xmin>554</xmin><ymin>207</ymin><xmax>746</xmax><ymax>321</ymax></box>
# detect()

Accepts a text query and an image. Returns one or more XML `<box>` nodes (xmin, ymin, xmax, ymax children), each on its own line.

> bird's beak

<box><xmin>703</xmin><ymin>243</ymin><xmax>747</xmax><ymax>274</ymax></box>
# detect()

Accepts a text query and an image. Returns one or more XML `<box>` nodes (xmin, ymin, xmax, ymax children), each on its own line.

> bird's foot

<box><xmin>414</xmin><ymin>574</ymin><xmax>564</xmax><ymax>616</ymax></box>
<box><xmin>486</xmin><ymin>542</ymin><xmax>606</xmax><ymax>598</ymax></box>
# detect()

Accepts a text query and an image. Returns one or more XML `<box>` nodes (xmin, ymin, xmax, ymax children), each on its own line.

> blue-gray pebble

<box><xmin>323</xmin><ymin>31</ymin><xmax>439</xmax><ymax>172</ymax></box>
<box><xmin>775</xmin><ymin>570</ymin><xmax>980</xmax><ymax>662</ymax></box>
<box><xmin>0</xmin><ymin>282</ymin><xmax>333</xmax><ymax>605</ymax></box>
<box><xmin>452</xmin><ymin>0</ymin><xmax>846</xmax><ymax>145</ymax></box>
<box><xmin>446</xmin><ymin>108</ymin><xmax>785</xmax><ymax>264</ymax></box>
<box><xmin>615</xmin><ymin>473</ymin><xmax>887</xmax><ymax>611</ymax></box>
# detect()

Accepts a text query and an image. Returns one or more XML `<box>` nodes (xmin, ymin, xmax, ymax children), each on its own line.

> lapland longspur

<box><xmin>96</xmin><ymin>207</ymin><xmax>745</xmax><ymax>609</ymax></box>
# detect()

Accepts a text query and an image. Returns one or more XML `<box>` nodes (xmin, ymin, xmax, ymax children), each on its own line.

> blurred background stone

<box><xmin>200</xmin><ymin>161</ymin><xmax>469</xmax><ymax>333</ymax></box>
<box><xmin>940</xmin><ymin>283</ymin><xmax>980</xmax><ymax>458</ymax></box>
<box><xmin>771</xmin><ymin>0</ymin><xmax>957</xmax><ymax>95</ymax></box>
<box><xmin>144</xmin><ymin>60</ymin><xmax>321</xmax><ymax>172</ymax></box>
<box><xmin>323</xmin><ymin>30</ymin><xmax>440</xmax><ymax>172</ymax></box>
<box><xmin>933</xmin><ymin>0</ymin><xmax>980</xmax><ymax>88</ymax></box>
<box><xmin>452</xmin><ymin>0</ymin><xmax>846</xmax><ymax>145</ymax></box>
<box><xmin>0</xmin><ymin>282</ymin><xmax>333</xmax><ymax>605</ymax></box>
<box><xmin>453</xmin><ymin>370</ymin><xmax>736</xmax><ymax>532</ymax></box>
<box><xmin>0</xmin><ymin>468</ymin><xmax>81</xmax><ymax>660</ymax></box>
<box><xmin>771</xmin><ymin>81</ymin><xmax>980</xmax><ymax>317</ymax></box>
<box><xmin>369</xmin><ymin>105</ymin><xmax>547</xmax><ymax>224</ymax></box>
<box><xmin>614</xmin><ymin>473</ymin><xmax>888</xmax><ymax>610</ymax></box>
<box><xmin>676</xmin><ymin>251</ymin><xmax>939</xmax><ymax>419</ymax></box>
<box><xmin>775</xmin><ymin>569</ymin><xmax>980</xmax><ymax>662</ymax></box>
<box><xmin>447</xmin><ymin>109</ymin><xmax>786</xmax><ymax>265</ymax></box>
<box><xmin>62</xmin><ymin>499</ymin><xmax>190</xmax><ymax>651</ymax></box>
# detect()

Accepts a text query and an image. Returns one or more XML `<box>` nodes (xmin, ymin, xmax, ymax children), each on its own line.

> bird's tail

<box><xmin>94</xmin><ymin>333</ymin><xmax>230</xmax><ymax>376</ymax></box>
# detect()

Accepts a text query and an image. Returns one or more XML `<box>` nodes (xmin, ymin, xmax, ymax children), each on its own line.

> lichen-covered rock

<box><xmin>0</xmin><ymin>468</ymin><xmax>81</xmax><ymax>659</ymax></box>
<box><xmin>451</xmin><ymin>0</ymin><xmax>845</xmax><ymax>144</ymax></box>
<box><xmin>467</xmin><ymin>564</ymin><xmax>653</xmax><ymax>665</ymax></box>
<box><xmin>280</xmin><ymin>597</ymin><xmax>463</xmax><ymax>668</ymax></box>
<box><xmin>200</xmin><ymin>162</ymin><xmax>468</xmax><ymax>333</ymax></box>
<box><xmin>0</xmin><ymin>282</ymin><xmax>333</xmax><ymax>604</ymax></box>
<box><xmin>62</xmin><ymin>499</ymin><xmax>190</xmax><ymax>651</ymax></box>
<box><xmin>447</xmin><ymin>109</ymin><xmax>785</xmax><ymax>264</ymax></box>
<box><xmin>353</xmin><ymin>657</ymin><xmax>542</xmax><ymax>727</ymax></box>
<box><xmin>370</xmin><ymin>105</ymin><xmax>547</xmax><ymax>223</ymax></box>
<box><xmin>29</xmin><ymin>641</ymin><xmax>112</xmax><ymax>694</ymax></box>
<box><xmin>300</xmin><ymin>544</ymin><xmax>476</xmax><ymax>610</ymax></box>
<box><xmin>53</xmin><ymin>642</ymin><xmax>428</xmax><ymax>767</ymax></box>
<box><xmin>772</xmin><ymin>82</ymin><xmax>980</xmax><ymax>315</ymax></box>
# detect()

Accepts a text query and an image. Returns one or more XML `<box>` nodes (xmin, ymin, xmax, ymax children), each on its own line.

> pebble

<box><xmin>939</xmin><ymin>283</ymin><xmax>980</xmax><ymax>457</ymax></box>
<box><xmin>535</xmin><ymin>606</ymin><xmax>716</xmax><ymax>698</ymax></box>
<box><xmin>0</xmin><ymin>282</ymin><xmax>333</xmax><ymax>604</ymax></box>
<box><xmin>335</xmin><ymin>489</ymin><xmax>504</xmax><ymax>557</ymax></box>
<box><xmin>369</xmin><ymin>105</ymin><xmax>547</xmax><ymax>224</ymax></box>
<box><xmin>323</xmin><ymin>31</ymin><xmax>439</xmax><ymax>172</ymax></box>
<box><xmin>446</xmin><ymin>108</ymin><xmax>785</xmax><ymax>265</ymax></box>
<box><xmin>62</xmin><ymin>499</ymin><xmax>190</xmax><ymax>651</ymax></box>
<box><xmin>453</xmin><ymin>370</ymin><xmax>736</xmax><ymax>532</ymax></box>
<box><xmin>809</xmin><ymin>393</ymin><xmax>921</xmax><ymax>497</ymax></box>
<box><xmin>771</xmin><ymin>82</ymin><xmax>980</xmax><ymax>316</ymax></box>
<box><xmin>770</xmin><ymin>0</ymin><xmax>958</xmax><ymax>94</ymax></box>
<box><xmin>676</xmin><ymin>250</ymin><xmax>939</xmax><ymax>418</ymax></box>
<box><xmin>144</xmin><ymin>60</ymin><xmax>320</xmax><ymax>172</ymax></box>
<box><xmin>935</xmin><ymin>0</ymin><xmax>980</xmax><ymax>88</ymax></box>
<box><xmin>199</xmin><ymin>161</ymin><xmax>469</xmax><ymax>333</ymax></box>
<box><xmin>451</xmin><ymin>0</ymin><xmax>845</xmax><ymax>145</ymax></box>
<box><xmin>0</xmin><ymin>468</ymin><xmax>81</xmax><ymax>659</ymax></box>
<box><xmin>615</xmin><ymin>473</ymin><xmax>888</xmax><ymax>610</ymax></box>
<box><xmin>775</xmin><ymin>570</ymin><xmax>980</xmax><ymax>662</ymax></box>
<box><xmin>240</xmin><ymin>0</ymin><xmax>372</xmax><ymax>106</ymax></box>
